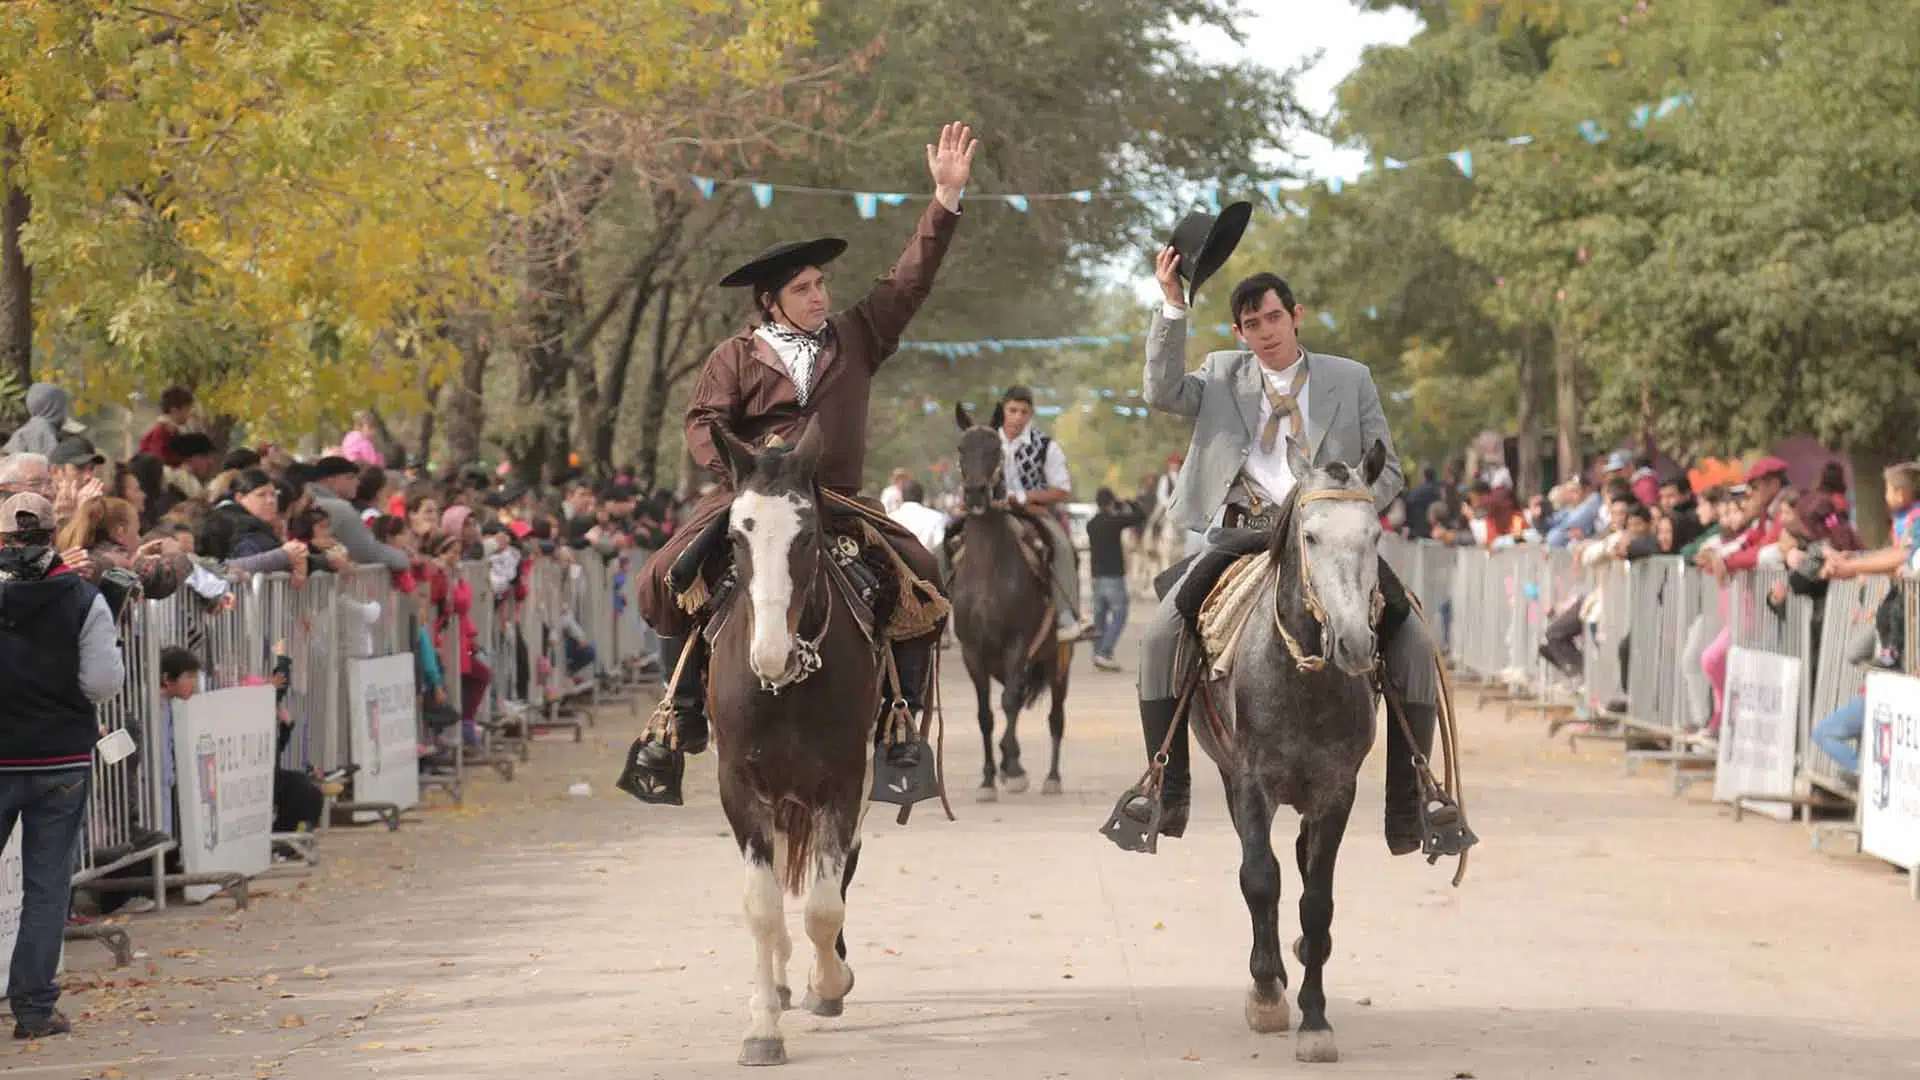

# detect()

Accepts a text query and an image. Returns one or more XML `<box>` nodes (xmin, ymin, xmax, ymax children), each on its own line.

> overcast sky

<box><xmin>1181</xmin><ymin>1</ymin><xmax>1421</xmax><ymax>183</ymax></box>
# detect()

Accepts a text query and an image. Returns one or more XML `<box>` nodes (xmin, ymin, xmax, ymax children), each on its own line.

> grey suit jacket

<box><xmin>1143</xmin><ymin>309</ymin><xmax>1404</xmax><ymax>532</ymax></box>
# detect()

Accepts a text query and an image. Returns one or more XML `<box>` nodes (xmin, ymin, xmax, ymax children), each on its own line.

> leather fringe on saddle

<box><xmin>820</xmin><ymin>489</ymin><xmax>951</xmax><ymax>642</ymax></box>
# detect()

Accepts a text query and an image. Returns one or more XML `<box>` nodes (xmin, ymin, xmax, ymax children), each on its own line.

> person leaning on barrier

<box><xmin>0</xmin><ymin>492</ymin><xmax>126</xmax><ymax>1040</ymax></box>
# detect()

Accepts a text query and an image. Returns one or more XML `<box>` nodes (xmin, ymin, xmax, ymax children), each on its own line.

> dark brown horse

<box><xmin>949</xmin><ymin>404</ymin><xmax>1071</xmax><ymax>800</ymax></box>
<box><xmin>706</xmin><ymin>424</ymin><xmax>882</xmax><ymax>1066</ymax></box>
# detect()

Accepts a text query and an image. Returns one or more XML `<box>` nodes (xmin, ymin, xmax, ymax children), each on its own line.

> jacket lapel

<box><xmin>1305</xmin><ymin>351</ymin><xmax>1342</xmax><ymax>463</ymax></box>
<box><xmin>1233</xmin><ymin>354</ymin><xmax>1262</xmax><ymax>441</ymax></box>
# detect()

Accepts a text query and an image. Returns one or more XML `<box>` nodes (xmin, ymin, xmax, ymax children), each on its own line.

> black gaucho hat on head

<box><xmin>719</xmin><ymin>238</ymin><xmax>849</xmax><ymax>290</ymax></box>
<box><xmin>1166</xmin><ymin>200</ymin><xmax>1253</xmax><ymax>305</ymax></box>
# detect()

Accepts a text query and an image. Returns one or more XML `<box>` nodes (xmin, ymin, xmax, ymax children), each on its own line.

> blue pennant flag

<box><xmin>691</xmin><ymin>176</ymin><xmax>716</xmax><ymax>199</ymax></box>
<box><xmin>1257</xmin><ymin>179</ymin><xmax>1285</xmax><ymax>204</ymax></box>
<box><xmin>879</xmin><ymin>193</ymin><xmax>909</xmax><ymax>207</ymax></box>
<box><xmin>1317</xmin><ymin>311</ymin><xmax>1337</xmax><ymax>330</ymax></box>
<box><xmin>1203</xmin><ymin>180</ymin><xmax>1221</xmax><ymax>214</ymax></box>
<box><xmin>751</xmin><ymin>183</ymin><xmax>773</xmax><ymax>209</ymax></box>
<box><xmin>1327</xmin><ymin>176</ymin><xmax>1344</xmax><ymax>194</ymax></box>
<box><xmin>1005</xmin><ymin>195</ymin><xmax>1030</xmax><ymax>213</ymax></box>
<box><xmin>1507</xmin><ymin>135</ymin><xmax>1536</xmax><ymax>146</ymax></box>
<box><xmin>1366</xmin><ymin>305</ymin><xmax>1379</xmax><ymax>320</ymax></box>
<box><xmin>1069</xmin><ymin>190</ymin><xmax>1093</xmax><ymax>203</ymax></box>
<box><xmin>853</xmin><ymin>193</ymin><xmax>879</xmax><ymax>219</ymax></box>
<box><xmin>1654</xmin><ymin>92</ymin><xmax>1693</xmax><ymax>119</ymax></box>
<box><xmin>1448</xmin><ymin>149</ymin><xmax>1474</xmax><ymax>178</ymax></box>
<box><xmin>1630</xmin><ymin>104</ymin><xmax>1653</xmax><ymax>130</ymax></box>
<box><xmin>1577</xmin><ymin>119</ymin><xmax>1609</xmax><ymax>143</ymax></box>
<box><xmin>1036</xmin><ymin>405</ymin><xmax>1064</xmax><ymax>418</ymax></box>
<box><xmin>1384</xmin><ymin>157</ymin><xmax>1408</xmax><ymax>170</ymax></box>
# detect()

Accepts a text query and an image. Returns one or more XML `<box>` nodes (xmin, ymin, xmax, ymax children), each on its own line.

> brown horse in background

<box><xmin>948</xmin><ymin>404</ymin><xmax>1071</xmax><ymax>800</ymax></box>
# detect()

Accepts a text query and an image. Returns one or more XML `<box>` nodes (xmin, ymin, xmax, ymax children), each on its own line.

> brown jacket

<box><xmin>638</xmin><ymin>199</ymin><xmax>961</xmax><ymax>636</ymax></box>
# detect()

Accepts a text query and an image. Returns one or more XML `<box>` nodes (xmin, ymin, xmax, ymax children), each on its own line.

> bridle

<box><xmin>1273</xmin><ymin>486</ymin><xmax>1385</xmax><ymax>675</ymax></box>
<box><xmin>745</xmin><ymin>498</ymin><xmax>835</xmax><ymax>696</ymax></box>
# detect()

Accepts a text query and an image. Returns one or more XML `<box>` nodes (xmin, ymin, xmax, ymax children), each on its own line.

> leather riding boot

<box><xmin>883</xmin><ymin>636</ymin><xmax>933</xmax><ymax>769</ymax></box>
<box><xmin>1384</xmin><ymin>701</ymin><xmax>1436</xmax><ymax>855</ymax></box>
<box><xmin>645</xmin><ymin>634</ymin><xmax>710</xmax><ymax>762</ymax></box>
<box><xmin>1139</xmin><ymin>697</ymin><xmax>1191</xmax><ymax>838</ymax></box>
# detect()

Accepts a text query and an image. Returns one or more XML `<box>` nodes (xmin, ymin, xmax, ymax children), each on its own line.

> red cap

<box><xmin>1746</xmin><ymin>456</ymin><xmax>1790</xmax><ymax>482</ymax></box>
<box><xmin>508</xmin><ymin>520</ymin><xmax>533</xmax><ymax>539</ymax></box>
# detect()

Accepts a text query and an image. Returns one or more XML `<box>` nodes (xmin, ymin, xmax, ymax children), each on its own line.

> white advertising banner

<box><xmin>173</xmin><ymin>685</ymin><xmax>277</xmax><ymax>902</ymax></box>
<box><xmin>1862</xmin><ymin>672</ymin><xmax>1920</xmax><ymax>870</ymax></box>
<box><xmin>347</xmin><ymin>654</ymin><xmax>420</xmax><ymax>813</ymax></box>
<box><xmin>0</xmin><ymin>830</ymin><xmax>21</xmax><ymax>994</ymax></box>
<box><xmin>1713</xmin><ymin>646</ymin><xmax>1801</xmax><ymax>821</ymax></box>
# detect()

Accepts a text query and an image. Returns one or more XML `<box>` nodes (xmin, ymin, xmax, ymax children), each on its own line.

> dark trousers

<box><xmin>1540</xmin><ymin>600</ymin><xmax>1586</xmax><ymax>678</ymax></box>
<box><xmin>0</xmin><ymin>770</ymin><xmax>91</xmax><ymax>1023</ymax></box>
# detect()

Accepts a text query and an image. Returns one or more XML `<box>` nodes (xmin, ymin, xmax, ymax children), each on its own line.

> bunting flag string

<box><xmin>683</xmin><ymin>92</ymin><xmax>1694</xmax><ymax>214</ymax></box>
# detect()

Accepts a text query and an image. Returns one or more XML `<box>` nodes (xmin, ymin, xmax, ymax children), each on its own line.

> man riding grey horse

<box><xmin>1115</xmin><ymin>203</ymin><xmax>1460</xmax><ymax>860</ymax></box>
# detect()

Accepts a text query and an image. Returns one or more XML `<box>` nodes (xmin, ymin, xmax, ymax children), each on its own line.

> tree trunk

<box><xmin>443</xmin><ymin>326</ymin><xmax>488</xmax><ymax>470</ymax></box>
<box><xmin>414</xmin><ymin>381</ymin><xmax>441</xmax><ymax>469</ymax></box>
<box><xmin>1553</xmin><ymin>322</ymin><xmax>1581</xmax><ymax>479</ymax></box>
<box><xmin>0</xmin><ymin>126</ymin><xmax>33</xmax><ymax>398</ymax></box>
<box><xmin>1849</xmin><ymin>441</ymin><xmax>1899</xmax><ymax>549</ymax></box>
<box><xmin>1514</xmin><ymin>330</ymin><xmax>1543</xmax><ymax>498</ymax></box>
<box><xmin>512</xmin><ymin>227</ymin><xmax>583</xmax><ymax>486</ymax></box>
<box><xmin>633</xmin><ymin>286</ymin><xmax>678</xmax><ymax>494</ymax></box>
<box><xmin>589</xmin><ymin>281</ymin><xmax>656</xmax><ymax>477</ymax></box>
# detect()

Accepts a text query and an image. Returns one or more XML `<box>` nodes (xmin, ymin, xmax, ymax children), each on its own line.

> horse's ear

<box><xmin>1362</xmin><ymin>439</ymin><xmax>1388</xmax><ymax>487</ymax></box>
<box><xmin>790</xmin><ymin>418</ymin><xmax>825</xmax><ymax>476</ymax></box>
<box><xmin>1285</xmin><ymin>435</ymin><xmax>1313</xmax><ymax>482</ymax></box>
<box><xmin>954</xmin><ymin>403</ymin><xmax>975</xmax><ymax>431</ymax></box>
<box><xmin>715</xmin><ymin>429</ymin><xmax>757</xmax><ymax>487</ymax></box>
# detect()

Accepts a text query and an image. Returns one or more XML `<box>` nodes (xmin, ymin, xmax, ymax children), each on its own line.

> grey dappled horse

<box><xmin>1194</xmin><ymin>437</ymin><xmax>1388</xmax><ymax>1064</ymax></box>
<box><xmin>950</xmin><ymin>404</ymin><xmax>1071</xmax><ymax>800</ymax></box>
<box><xmin>707</xmin><ymin>424</ymin><xmax>880</xmax><ymax>1066</ymax></box>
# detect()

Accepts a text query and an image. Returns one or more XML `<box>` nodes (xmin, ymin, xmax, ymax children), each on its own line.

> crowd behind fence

<box><xmin>72</xmin><ymin>545</ymin><xmax>657</xmax><ymax>906</ymax></box>
<box><xmin>1387</xmin><ymin>534</ymin><xmax>1920</xmax><ymax>879</ymax></box>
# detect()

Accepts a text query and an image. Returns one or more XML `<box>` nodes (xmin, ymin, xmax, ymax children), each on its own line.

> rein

<box><xmin>1272</xmin><ymin>487</ymin><xmax>1384</xmax><ymax>675</ymax></box>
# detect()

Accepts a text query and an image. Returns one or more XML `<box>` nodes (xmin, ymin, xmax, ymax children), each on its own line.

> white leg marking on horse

<box><xmin>803</xmin><ymin>841</ymin><xmax>854</xmax><ymax>1008</ymax></box>
<box><xmin>1295</xmin><ymin>1027</ymin><xmax>1339</xmax><ymax>1063</ymax></box>
<box><xmin>857</xmin><ymin>738</ymin><xmax>876</xmax><ymax>831</ymax></box>
<box><xmin>742</xmin><ymin>852</ymin><xmax>787</xmax><ymax>1044</ymax></box>
<box><xmin>733</xmin><ymin>491</ymin><xmax>805</xmax><ymax>683</ymax></box>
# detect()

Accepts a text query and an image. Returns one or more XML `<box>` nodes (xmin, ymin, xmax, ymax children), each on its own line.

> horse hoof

<box><xmin>1295</xmin><ymin>1028</ymin><xmax>1339</xmax><ymax>1063</ymax></box>
<box><xmin>975</xmin><ymin>785</ymin><xmax>998</xmax><ymax>803</ymax></box>
<box><xmin>801</xmin><ymin>967</ymin><xmax>853</xmax><ymax>1017</ymax></box>
<box><xmin>1002</xmin><ymin>773</ymin><xmax>1030</xmax><ymax>794</ymax></box>
<box><xmin>1244</xmin><ymin>988</ymin><xmax>1291</xmax><ymax>1034</ymax></box>
<box><xmin>1041</xmin><ymin>777</ymin><xmax>1063</xmax><ymax>796</ymax></box>
<box><xmin>739</xmin><ymin>1037</ymin><xmax>787</xmax><ymax>1066</ymax></box>
<box><xmin>777</xmin><ymin>985</ymin><xmax>792</xmax><ymax>1011</ymax></box>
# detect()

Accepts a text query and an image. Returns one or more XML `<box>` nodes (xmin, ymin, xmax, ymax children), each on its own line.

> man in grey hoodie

<box><xmin>3</xmin><ymin>384</ymin><xmax>86</xmax><ymax>457</ymax></box>
<box><xmin>307</xmin><ymin>457</ymin><xmax>410</xmax><ymax>571</ymax></box>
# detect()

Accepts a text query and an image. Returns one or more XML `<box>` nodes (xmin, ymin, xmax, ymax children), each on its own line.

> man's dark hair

<box><xmin>160</xmin><ymin>645</ymin><xmax>201</xmax><ymax>683</ymax></box>
<box><xmin>1626</xmin><ymin>503</ymin><xmax>1654</xmax><ymax>524</ymax></box>
<box><xmin>287</xmin><ymin>507</ymin><xmax>327</xmax><ymax>542</ymax></box>
<box><xmin>311</xmin><ymin>456</ymin><xmax>357</xmax><ymax>480</ymax></box>
<box><xmin>1659</xmin><ymin>473</ymin><xmax>1692</xmax><ymax>496</ymax></box>
<box><xmin>1095</xmin><ymin>486</ymin><xmax>1115</xmax><ymax>510</ymax></box>
<box><xmin>170</xmin><ymin>431</ymin><xmax>217</xmax><ymax>459</ymax></box>
<box><xmin>1467</xmin><ymin>479</ymin><xmax>1492</xmax><ymax>497</ymax></box>
<box><xmin>1604</xmin><ymin>477</ymin><xmax>1634</xmax><ymax>502</ymax></box>
<box><xmin>221</xmin><ymin>447</ymin><xmax>261</xmax><ymax>474</ymax></box>
<box><xmin>1229</xmin><ymin>272</ymin><xmax>1297</xmax><ymax>326</ymax></box>
<box><xmin>230</xmin><ymin>468</ymin><xmax>274</xmax><ymax>498</ymax></box>
<box><xmin>1422</xmin><ymin>467</ymin><xmax>1437</xmax><ymax>484</ymax></box>
<box><xmin>159</xmin><ymin>386</ymin><xmax>195</xmax><ymax>414</ymax></box>
<box><xmin>900</xmin><ymin>481</ymin><xmax>926</xmax><ymax>504</ymax></box>
<box><xmin>354</xmin><ymin>466</ymin><xmax>387</xmax><ymax>506</ymax></box>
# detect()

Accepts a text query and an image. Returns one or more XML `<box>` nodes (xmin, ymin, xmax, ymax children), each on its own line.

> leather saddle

<box><xmin>945</xmin><ymin>506</ymin><xmax>1052</xmax><ymax>587</ymax></box>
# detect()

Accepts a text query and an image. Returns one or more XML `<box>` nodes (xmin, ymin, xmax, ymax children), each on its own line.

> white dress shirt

<box><xmin>880</xmin><ymin>483</ymin><xmax>904</xmax><ymax>513</ymax></box>
<box><xmin>888</xmin><ymin>500</ymin><xmax>949</xmax><ymax>552</ymax></box>
<box><xmin>1239</xmin><ymin>351</ymin><xmax>1310</xmax><ymax>506</ymax></box>
<box><xmin>1001</xmin><ymin>426</ymin><xmax>1072</xmax><ymax>499</ymax></box>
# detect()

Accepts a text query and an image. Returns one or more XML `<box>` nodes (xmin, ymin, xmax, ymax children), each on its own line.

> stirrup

<box><xmin>616</xmin><ymin>734</ymin><xmax>685</xmax><ymax>806</ymax></box>
<box><xmin>1416</xmin><ymin>781</ymin><xmax>1477</xmax><ymax>861</ymax></box>
<box><xmin>1099</xmin><ymin>760</ymin><xmax>1165</xmax><ymax>854</ymax></box>
<box><xmin>870</xmin><ymin>700</ymin><xmax>937</xmax><ymax>807</ymax></box>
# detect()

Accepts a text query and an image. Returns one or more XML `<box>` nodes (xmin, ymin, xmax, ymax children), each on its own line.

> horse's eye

<box><xmin>1305</xmin><ymin>533</ymin><xmax>1320</xmax><ymax>546</ymax></box>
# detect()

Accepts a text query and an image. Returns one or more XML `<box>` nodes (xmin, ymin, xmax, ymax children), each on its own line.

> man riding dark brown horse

<box><xmin>621</xmin><ymin>122</ymin><xmax>979</xmax><ymax>805</ymax></box>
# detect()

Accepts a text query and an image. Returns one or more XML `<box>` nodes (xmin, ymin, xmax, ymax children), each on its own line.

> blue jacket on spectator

<box><xmin>1546</xmin><ymin>492</ymin><xmax>1604</xmax><ymax>548</ymax></box>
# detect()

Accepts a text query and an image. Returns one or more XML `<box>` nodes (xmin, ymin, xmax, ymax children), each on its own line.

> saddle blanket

<box><xmin>1191</xmin><ymin>551</ymin><xmax>1274</xmax><ymax>682</ymax></box>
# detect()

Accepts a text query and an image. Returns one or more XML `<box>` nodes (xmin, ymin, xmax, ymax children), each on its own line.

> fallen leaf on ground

<box><xmin>358</xmin><ymin>1042</ymin><xmax>386</xmax><ymax>1051</ymax></box>
<box><xmin>279</xmin><ymin>1014</ymin><xmax>306</xmax><ymax>1029</ymax></box>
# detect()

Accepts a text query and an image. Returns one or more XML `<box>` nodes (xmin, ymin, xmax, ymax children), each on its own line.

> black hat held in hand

<box><xmin>1166</xmin><ymin>200</ymin><xmax>1252</xmax><ymax>305</ymax></box>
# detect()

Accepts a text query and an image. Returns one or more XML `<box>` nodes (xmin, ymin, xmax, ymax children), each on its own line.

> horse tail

<box><xmin>774</xmin><ymin>798</ymin><xmax>815</xmax><ymax>896</ymax></box>
<box><xmin>1020</xmin><ymin>658</ymin><xmax>1048</xmax><ymax>711</ymax></box>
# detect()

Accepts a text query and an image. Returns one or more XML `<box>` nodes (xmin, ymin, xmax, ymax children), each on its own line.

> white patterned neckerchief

<box><xmin>755</xmin><ymin>321</ymin><xmax>834</xmax><ymax>406</ymax></box>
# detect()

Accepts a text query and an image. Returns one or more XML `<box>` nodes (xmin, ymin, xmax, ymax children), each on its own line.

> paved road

<box><xmin>14</xmin><ymin>624</ymin><xmax>1920</xmax><ymax>1079</ymax></box>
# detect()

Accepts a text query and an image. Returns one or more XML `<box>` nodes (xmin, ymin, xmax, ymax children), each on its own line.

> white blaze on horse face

<box><xmin>1302</xmin><ymin>499</ymin><xmax>1381</xmax><ymax>674</ymax></box>
<box><xmin>733</xmin><ymin>490</ymin><xmax>808</xmax><ymax>682</ymax></box>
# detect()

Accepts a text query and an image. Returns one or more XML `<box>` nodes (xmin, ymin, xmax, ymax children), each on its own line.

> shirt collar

<box><xmin>1258</xmin><ymin>348</ymin><xmax>1308</xmax><ymax>386</ymax></box>
<box><xmin>1001</xmin><ymin>426</ymin><xmax>1033</xmax><ymax>448</ymax></box>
